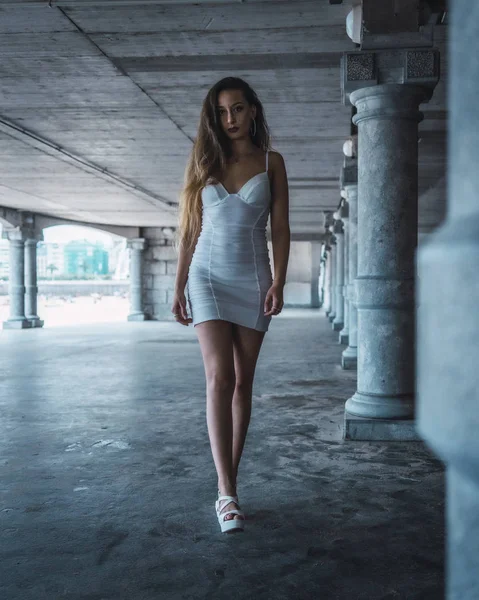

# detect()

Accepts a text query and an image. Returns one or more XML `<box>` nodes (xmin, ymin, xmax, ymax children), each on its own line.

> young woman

<box><xmin>172</xmin><ymin>77</ymin><xmax>290</xmax><ymax>533</ymax></box>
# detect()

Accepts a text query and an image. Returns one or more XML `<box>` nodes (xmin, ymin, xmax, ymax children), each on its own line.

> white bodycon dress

<box><xmin>186</xmin><ymin>151</ymin><xmax>273</xmax><ymax>332</ymax></box>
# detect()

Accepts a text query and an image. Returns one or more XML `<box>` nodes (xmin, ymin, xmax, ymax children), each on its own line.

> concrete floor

<box><xmin>0</xmin><ymin>309</ymin><xmax>444</xmax><ymax>600</ymax></box>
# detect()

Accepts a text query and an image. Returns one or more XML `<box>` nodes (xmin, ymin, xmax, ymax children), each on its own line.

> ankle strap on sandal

<box><xmin>217</xmin><ymin>494</ymin><xmax>238</xmax><ymax>503</ymax></box>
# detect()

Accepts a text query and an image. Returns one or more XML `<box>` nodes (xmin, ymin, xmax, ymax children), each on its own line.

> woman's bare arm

<box><xmin>171</xmin><ymin>229</ymin><xmax>200</xmax><ymax>325</ymax></box>
<box><xmin>269</xmin><ymin>151</ymin><xmax>290</xmax><ymax>287</ymax></box>
<box><xmin>174</xmin><ymin>232</ymin><xmax>199</xmax><ymax>295</ymax></box>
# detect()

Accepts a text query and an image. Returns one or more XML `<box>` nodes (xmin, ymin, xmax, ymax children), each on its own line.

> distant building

<box><xmin>37</xmin><ymin>242</ymin><xmax>65</xmax><ymax>278</ymax></box>
<box><xmin>0</xmin><ymin>239</ymin><xmax>9</xmax><ymax>278</ymax></box>
<box><xmin>1</xmin><ymin>238</ymin><xmax>115</xmax><ymax>280</ymax></box>
<box><xmin>64</xmin><ymin>240</ymin><xmax>109</xmax><ymax>277</ymax></box>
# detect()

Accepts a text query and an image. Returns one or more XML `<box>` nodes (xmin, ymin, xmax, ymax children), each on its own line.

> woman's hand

<box><xmin>264</xmin><ymin>283</ymin><xmax>284</xmax><ymax>317</ymax></box>
<box><xmin>171</xmin><ymin>291</ymin><xmax>193</xmax><ymax>326</ymax></box>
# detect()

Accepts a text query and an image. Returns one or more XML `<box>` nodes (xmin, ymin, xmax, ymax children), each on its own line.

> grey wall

<box><xmin>142</xmin><ymin>228</ymin><xmax>177</xmax><ymax>320</ymax></box>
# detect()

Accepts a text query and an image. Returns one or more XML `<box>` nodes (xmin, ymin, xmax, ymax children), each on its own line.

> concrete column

<box><xmin>338</xmin><ymin>201</ymin><xmax>349</xmax><ymax>345</ymax></box>
<box><xmin>323</xmin><ymin>248</ymin><xmax>332</xmax><ymax>314</ymax></box>
<box><xmin>319</xmin><ymin>247</ymin><xmax>326</xmax><ymax>309</ymax></box>
<box><xmin>342</xmin><ymin>182</ymin><xmax>358</xmax><ymax>370</ymax></box>
<box><xmin>2</xmin><ymin>228</ymin><xmax>31</xmax><ymax>329</ymax></box>
<box><xmin>25</xmin><ymin>236</ymin><xmax>44</xmax><ymax>328</ymax></box>
<box><xmin>327</xmin><ymin>235</ymin><xmax>336</xmax><ymax>322</ymax></box>
<box><xmin>332</xmin><ymin>219</ymin><xmax>344</xmax><ymax>331</ymax></box>
<box><xmin>417</xmin><ymin>3</ymin><xmax>478</xmax><ymax>597</ymax></box>
<box><xmin>340</xmin><ymin>48</ymin><xmax>439</xmax><ymax>438</ymax></box>
<box><xmin>311</xmin><ymin>241</ymin><xmax>321</xmax><ymax>308</ymax></box>
<box><xmin>127</xmin><ymin>237</ymin><xmax>148</xmax><ymax>321</ymax></box>
<box><xmin>323</xmin><ymin>212</ymin><xmax>334</xmax><ymax>318</ymax></box>
<box><xmin>345</xmin><ymin>83</ymin><xmax>433</xmax><ymax>423</ymax></box>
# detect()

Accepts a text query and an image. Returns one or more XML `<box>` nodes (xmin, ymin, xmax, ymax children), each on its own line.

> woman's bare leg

<box><xmin>231</xmin><ymin>324</ymin><xmax>267</xmax><ymax>488</ymax></box>
<box><xmin>195</xmin><ymin>319</ymin><xmax>243</xmax><ymax>521</ymax></box>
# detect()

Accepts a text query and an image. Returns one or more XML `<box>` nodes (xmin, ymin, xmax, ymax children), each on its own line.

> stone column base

<box><xmin>332</xmin><ymin>319</ymin><xmax>343</xmax><ymax>331</ymax></box>
<box><xmin>328</xmin><ymin>313</ymin><xmax>336</xmax><ymax>322</ymax></box>
<box><xmin>3</xmin><ymin>319</ymin><xmax>32</xmax><ymax>329</ymax></box>
<box><xmin>344</xmin><ymin>411</ymin><xmax>420</xmax><ymax>441</ymax></box>
<box><xmin>339</xmin><ymin>331</ymin><xmax>349</xmax><ymax>345</ymax></box>
<box><xmin>341</xmin><ymin>347</ymin><xmax>357</xmax><ymax>370</ymax></box>
<box><xmin>128</xmin><ymin>313</ymin><xmax>148</xmax><ymax>322</ymax></box>
<box><xmin>346</xmin><ymin>391</ymin><xmax>414</xmax><ymax>419</ymax></box>
<box><xmin>28</xmin><ymin>317</ymin><xmax>44</xmax><ymax>328</ymax></box>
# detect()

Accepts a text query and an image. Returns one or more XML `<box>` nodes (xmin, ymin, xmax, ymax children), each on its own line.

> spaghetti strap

<box><xmin>265</xmin><ymin>150</ymin><xmax>269</xmax><ymax>172</ymax></box>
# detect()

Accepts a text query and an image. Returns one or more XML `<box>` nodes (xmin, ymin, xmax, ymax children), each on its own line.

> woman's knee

<box><xmin>207</xmin><ymin>370</ymin><xmax>236</xmax><ymax>394</ymax></box>
<box><xmin>234</xmin><ymin>377</ymin><xmax>254</xmax><ymax>396</ymax></box>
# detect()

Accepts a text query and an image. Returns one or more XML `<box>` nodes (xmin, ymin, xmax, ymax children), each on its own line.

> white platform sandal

<box><xmin>215</xmin><ymin>492</ymin><xmax>245</xmax><ymax>533</ymax></box>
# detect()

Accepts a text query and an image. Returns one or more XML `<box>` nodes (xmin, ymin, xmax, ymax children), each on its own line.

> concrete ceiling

<box><xmin>0</xmin><ymin>0</ymin><xmax>447</xmax><ymax>237</ymax></box>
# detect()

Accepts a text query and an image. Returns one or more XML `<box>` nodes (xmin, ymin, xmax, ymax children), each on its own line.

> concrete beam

<box><xmin>0</xmin><ymin>118</ymin><xmax>177</xmax><ymax>212</ymax></box>
<box><xmin>35</xmin><ymin>214</ymin><xmax>141</xmax><ymax>240</ymax></box>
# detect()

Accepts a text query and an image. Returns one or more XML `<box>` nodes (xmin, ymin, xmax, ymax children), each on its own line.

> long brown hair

<box><xmin>176</xmin><ymin>77</ymin><xmax>271</xmax><ymax>252</ymax></box>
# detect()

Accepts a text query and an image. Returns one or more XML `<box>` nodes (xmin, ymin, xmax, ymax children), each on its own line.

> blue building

<box><xmin>64</xmin><ymin>240</ymin><xmax>109</xmax><ymax>277</ymax></box>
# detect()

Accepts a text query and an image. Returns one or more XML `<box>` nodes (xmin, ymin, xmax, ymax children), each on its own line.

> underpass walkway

<box><xmin>0</xmin><ymin>309</ymin><xmax>444</xmax><ymax>600</ymax></box>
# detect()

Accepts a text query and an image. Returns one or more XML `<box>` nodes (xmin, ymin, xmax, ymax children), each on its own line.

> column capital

<box><xmin>344</xmin><ymin>184</ymin><xmax>358</xmax><ymax>203</ymax></box>
<box><xmin>332</xmin><ymin>220</ymin><xmax>344</xmax><ymax>235</ymax></box>
<box><xmin>127</xmin><ymin>237</ymin><xmax>147</xmax><ymax>251</ymax></box>
<box><xmin>323</xmin><ymin>211</ymin><xmax>335</xmax><ymax>228</ymax></box>
<box><xmin>351</xmin><ymin>84</ymin><xmax>434</xmax><ymax>126</ymax></box>
<box><xmin>328</xmin><ymin>229</ymin><xmax>337</xmax><ymax>245</ymax></box>
<box><xmin>341</xmin><ymin>48</ymin><xmax>440</xmax><ymax>105</ymax></box>
<box><xmin>2</xmin><ymin>227</ymin><xmax>29</xmax><ymax>243</ymax></box>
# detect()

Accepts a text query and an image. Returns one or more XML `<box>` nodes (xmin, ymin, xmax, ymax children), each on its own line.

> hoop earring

<box><xmin>250</xmin><ymin>118</ymin><xmax>257</xmax><ymax>137</ymax></box>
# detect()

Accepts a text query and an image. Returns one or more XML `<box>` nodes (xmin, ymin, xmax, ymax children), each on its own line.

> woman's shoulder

<box><xmin>267</xmin><ymin>149</ymin><xmax>285</xmax><ymax>170</ymax></box>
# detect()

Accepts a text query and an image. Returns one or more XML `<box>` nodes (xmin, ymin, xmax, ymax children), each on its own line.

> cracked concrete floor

<box><xmin>0</xmin><ymin>309</ymin><xmax>444</xmax><ymax>600</ymax></box>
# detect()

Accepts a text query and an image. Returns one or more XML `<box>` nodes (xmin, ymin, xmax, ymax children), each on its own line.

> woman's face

<box><xmin>216</xmin><ymin>89</ymin><xmax>256</xmax><ymax>140</ymax></box>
